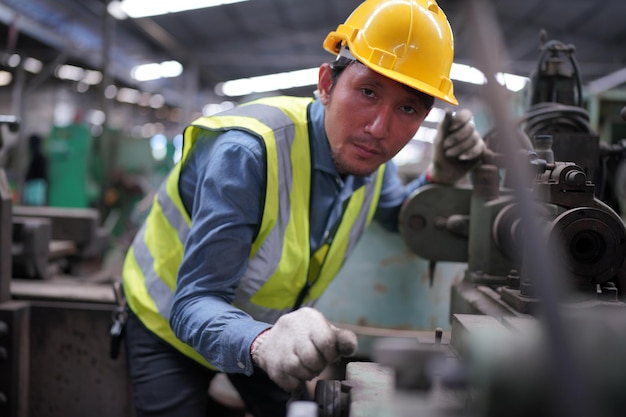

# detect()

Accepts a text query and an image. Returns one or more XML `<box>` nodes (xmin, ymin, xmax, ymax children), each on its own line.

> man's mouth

<box><xmin>352</xmin><ymin>141</ymin><xmax>382</xmax><ymax>157</ymax></box>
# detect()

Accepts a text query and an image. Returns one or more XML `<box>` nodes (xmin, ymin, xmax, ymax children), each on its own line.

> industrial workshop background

<box><xmin>1</xmin><ymin>0</ymin><xmax>626</xmax><ymax>416</ymax></box>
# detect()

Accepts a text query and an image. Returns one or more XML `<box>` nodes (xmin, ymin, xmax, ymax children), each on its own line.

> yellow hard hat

<box><xmin>323</xmin><ymin>0</ymin><xmax>458</xmax><ymax>105</ymax></box>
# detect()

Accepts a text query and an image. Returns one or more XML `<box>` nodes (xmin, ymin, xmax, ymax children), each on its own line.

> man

<box><xmin>121</xmin><ymin>0</ymin><xmax>484</xmax><ymax>415</ymax></box>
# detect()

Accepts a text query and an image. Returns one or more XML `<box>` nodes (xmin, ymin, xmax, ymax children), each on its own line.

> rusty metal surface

<box><xmin>0</xmin><ymin>170</ymin><xmax>12</xmax><ymax>303</ymax></box>
<box><xmin>27</xmin><ymin>301</ymin><xmax>133</xmax><ymax>417</ymax></box>
<box><xmin>316</xmin><ymin>222</ymin><xmax>467</xmax><ymax>358</ymax></box>
<box><xmin>0</xmin><ymin>301</ymin><xmax>30</xmax><ymax>417</ymax></box>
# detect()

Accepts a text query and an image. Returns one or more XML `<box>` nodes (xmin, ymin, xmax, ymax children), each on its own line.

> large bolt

<box><xmin>565</xmin><ymin>170</ymin><xmax>586</xmax><ymax>186</ymax></box>
<box><xmin>408</xmin><ymin>215</ymin><xmax>426</xmax><ymax>231</ymax></box>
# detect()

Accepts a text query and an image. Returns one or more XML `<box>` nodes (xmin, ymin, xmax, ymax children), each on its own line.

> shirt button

<box><xmin>237</xmin><ymin>361</ymin><xmax>245</xmax><ymax>369</ymax></box>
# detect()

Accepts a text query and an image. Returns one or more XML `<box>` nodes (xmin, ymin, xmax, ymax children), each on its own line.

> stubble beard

<box><xmin>330</xmin><ymin>148</ymin><xmax>378</xmax><ymax>178</ymax></box>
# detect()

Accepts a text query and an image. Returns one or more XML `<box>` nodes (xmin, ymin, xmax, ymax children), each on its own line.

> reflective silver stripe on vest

<box><xmin>228</xmin><ymin>105</ymin><xmax>297</xmax><ymax>314</ymax></box>
<box><xmin>157</xmin><ymin>179</ymin><xmax>190</xmax><ymax>244</ymax></box>
<box><xmin>233</xmin><ymin>179</ymin><xmax>381</xmax><ymax>323</ymax></box>
<box><xmin>346</xmin><ymin>179</ymin><xmax>379</xmax><ymax>257</ymax></box>
<box><xmin>136</xmin><ymin>179</ymin><xmax>190</xmax><ymax>319</ymax></box>
<box><xmin>137</xmin><ymin>102</ymin><xmax>297</xmax><ymax>322</ymax></box>
<box><xmin>132</xmin><ymin>222</ymin><xmax>175</xmax><ymax>319</ymax></box>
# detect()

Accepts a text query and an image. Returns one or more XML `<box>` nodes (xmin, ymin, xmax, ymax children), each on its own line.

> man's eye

<box><xmin>362</xmin><ymin>88</ymin><xmax>375</xmax><ymax>97</ymax></box>
<box><xmin>401</xmin><ymin>105</ymin><xmax>416</xmax><ymax>114</ymax></box>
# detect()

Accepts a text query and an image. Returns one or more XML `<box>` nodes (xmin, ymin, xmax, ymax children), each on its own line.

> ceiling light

<box><xmin>104</xmin><ymin>85</ymin><xmax>118</xmax><ymax>99</ymax></box>
<box><xmin>149</xmin><ymin>94</ymin><xmax>166</xmax><ymax>109</ymax></box>
<box><xmin>23</xmin><ymin>57</ymin><xmax>43</xmax><ymax>74</ymax></box>
<box><xmin>451</xmin><ymin>63</ymin><xmax>529</xmax><ymax>92</ymax></box>
<box><xmin>56</xmin><ymin>64</ymin><xmax>85</xmax><ymax>81</ymax></box>
<box><xmin>495</xmin><ymin>72</ymin><xmax>529</xmax><ymax>92</ymax></box>
<box><xmin>109</xmin><ymin>0</ymin><xmax>250</xmax><ymax>19</ymax></box>
<box><xmin>0</xmin><ymin>71</ymin><xmax>12</xmax><ymax>87</ymax></box>
<box><xmin>450</xmin><ymin>63</ymin><xmax>487</xmax><ymax>85</ymax></box>
<box><xmin>203</xmin><ymin>101</ymin><xmax>236</xmax><ymax>116</ymax></box>
<box><xmin>86</xmin><ymin>109</ymin><xmax>106</xmax><ymax>126</ymax></box>
<box><xmin>107</xmin><ymin>2</ymin><xmax>128</xmax><ymax>20</ymax></box>
<box><xmin>132</xmin><ymin>61</ymin><xmax>183</xmax><ymax>82</ymax></box>
<box><xmin>8</xmin><ymin>54</ymin><xmax>20</xmax><ymax>68</ymax></box>
<box><xmin>216</xmin><ymin>67</ymin><xmax>319</xmax><ymax>97</ymax></box>
<box><xmin>150</xmin><ymin>134</ymin><xmax>168</xmax><ymax>161</ymax></box>
<box><xmin>117</xmin><ymin>87</ymin><xmax>142</xmax><ymax>104</ymax></box>
<box><xmin>76</xmin><ymin>82</ymin><xmax>90</xmax><ymax>93</ymax></box>
<box><xmin>83</xmin><ymin>69</ymin><xmax>103</xmax><ymax>85</ymax></box>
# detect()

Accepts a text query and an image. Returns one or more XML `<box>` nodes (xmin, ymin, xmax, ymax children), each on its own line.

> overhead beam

<box><xmin>0</xmin><ymin>3</ymin><xmax>135</xmax><ymax>87</ymax></box>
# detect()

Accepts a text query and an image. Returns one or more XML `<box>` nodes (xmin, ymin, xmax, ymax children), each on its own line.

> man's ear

<box><xmin>318</xmin><ymin>63</ymin><xmax>333</xmax><ymax>105</ymax></box>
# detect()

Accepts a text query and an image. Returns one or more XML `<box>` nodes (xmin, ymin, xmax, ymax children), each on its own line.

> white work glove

<box><xmin>428</xmin><ymin>108</ymin><xmax>485</xmax><ymax>185</ymax></box>
<box><xmin>251</xmin><ymin>307</ymin><xmax>357</xmax><ymax>392</ymax></box>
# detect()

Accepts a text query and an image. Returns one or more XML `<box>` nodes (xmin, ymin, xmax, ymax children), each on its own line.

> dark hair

<box><xmin>328</xmin><ymin>56</ymin><xmax>435</xmax><ymax>111</ymax></box>
<box><xmin>329</xmin><ymin>56</ymin><xmax>357</xmax><ymax>84</ymax></box>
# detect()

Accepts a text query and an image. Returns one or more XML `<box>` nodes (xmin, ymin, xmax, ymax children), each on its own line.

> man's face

<box><xmin>318</xmin><ymin>61</ymin><xmax>431</xmax><ymax>177</ymax></box>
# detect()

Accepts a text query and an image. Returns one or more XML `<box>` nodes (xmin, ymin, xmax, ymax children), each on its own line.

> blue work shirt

<box><xmin>170</xmin><ymin>99</ymin><xmax>427</xmax><ymax>374</ymax></box>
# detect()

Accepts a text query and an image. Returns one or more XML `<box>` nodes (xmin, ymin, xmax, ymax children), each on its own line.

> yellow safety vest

<box><xmin>122</xmin><ymin>96</ymin><xmax>385</xmax><ymax>368</ymax></box>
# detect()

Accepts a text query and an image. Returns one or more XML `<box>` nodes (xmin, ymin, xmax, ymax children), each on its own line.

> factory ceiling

<box><xmin>1</xmin><ymin>0</ymin><xmax>625</xmax><ymax>115</ymax></box>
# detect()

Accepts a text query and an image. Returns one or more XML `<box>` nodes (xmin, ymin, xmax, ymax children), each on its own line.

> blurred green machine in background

<box><xmin>45</xmin><ymin>122</ymin><xmax>176</xmax><ymax>241</ymax></box>
<box><xmin>47</xmin><ymin>123</ymin><xmax>95</xmax><ymax>208</ymax></box>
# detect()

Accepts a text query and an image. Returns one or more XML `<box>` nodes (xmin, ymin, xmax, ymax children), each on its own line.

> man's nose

<box><xmin>364</xmin><ymin>105</ymin><xmax>392</xmax><ymax>139</ymax></box>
